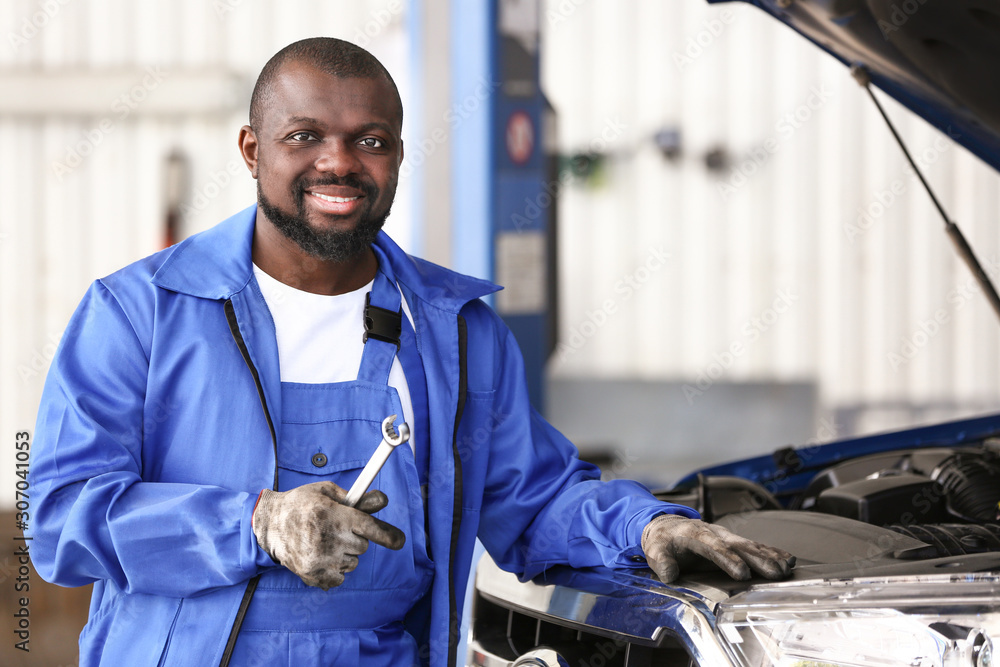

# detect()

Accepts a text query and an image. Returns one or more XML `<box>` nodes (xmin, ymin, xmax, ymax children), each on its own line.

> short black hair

<box><xmin>249</xmin><ymin>37</ymin><xmax>402</xmax><ymax>131</ymax></box>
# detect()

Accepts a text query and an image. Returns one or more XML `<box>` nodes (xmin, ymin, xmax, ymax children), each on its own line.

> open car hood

<box><xmin>710</xmin><ymin>0</ymin><xmax>1000</xmax><ymax>172</ymax></box>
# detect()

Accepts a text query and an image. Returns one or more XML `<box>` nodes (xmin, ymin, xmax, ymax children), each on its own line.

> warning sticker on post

<box><xmin>506</xmin><ymin>111</ymin><xmax>534</xmax><ymax>165</ymax></box>
<box><xmin>495</xmin><ymin>230</ymin><xmax>546</xmax><ymax>315</ymax></box>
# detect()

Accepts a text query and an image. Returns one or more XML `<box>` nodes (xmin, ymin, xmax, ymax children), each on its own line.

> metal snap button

<box><xmin>311</xmin><ymin>453</ymin><xmax>327</xmax><ymax>468</ymax></box>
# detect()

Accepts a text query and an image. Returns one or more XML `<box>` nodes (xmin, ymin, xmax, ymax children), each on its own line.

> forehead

<box><xmin>263</xmin><ymin>62</ymin><xmax>402</xmax><ymax>133</ymax></box>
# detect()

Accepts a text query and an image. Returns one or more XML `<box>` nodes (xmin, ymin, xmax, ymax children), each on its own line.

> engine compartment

<box><xmin>656</xmin><ymin>439</ymin><xmax>1000</xmax><ymax>558</ymax></box>
<box><xmin>470</xmin><ymin>434</ymin><xmax>1000</xmax><ymax>667</ymax></box>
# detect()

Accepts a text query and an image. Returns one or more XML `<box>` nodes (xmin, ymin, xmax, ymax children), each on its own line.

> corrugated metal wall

<box><xmin>543</xmin><ymin>0</ymin><xmax>1000</xmax><ymax>438</ymax></box>
<box><xmin>0</xmin><ymin>0</ymin><xmax>411</xmax><ymax>509</ymax></box>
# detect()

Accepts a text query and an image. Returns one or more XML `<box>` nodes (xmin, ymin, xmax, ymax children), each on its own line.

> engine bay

<box><xmin>656</xmin><ymin>440</ymin><xmax>1000</xmax><ymax>559</ymax></box>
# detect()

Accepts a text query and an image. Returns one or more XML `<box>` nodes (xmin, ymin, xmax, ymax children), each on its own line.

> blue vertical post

<box><xmin>444</xmin><ymin>4</ymin><xmax>550</xmax><ymax>662</ymax></box>
<box><xmin>449</xmin><ymin>0</ymin><xmax>495</xmax><ymax>285</ymax></box>
<box><xmin>451</xmin><ymin>0</ymin><xmax>549</xmax><ymax>412</ymax></box>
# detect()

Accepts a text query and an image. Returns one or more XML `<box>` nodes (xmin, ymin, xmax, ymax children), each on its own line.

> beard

<box><xmin>257</xmin><ymin>174</ymin><xmax>393</xmax><ymax>263</ymax></box>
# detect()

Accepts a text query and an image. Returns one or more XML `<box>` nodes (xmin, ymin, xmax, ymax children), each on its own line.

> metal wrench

<box><xmin>344</xmin><ymin>414</ymin><xmax>410</xmax><ymax>507</ymax></box>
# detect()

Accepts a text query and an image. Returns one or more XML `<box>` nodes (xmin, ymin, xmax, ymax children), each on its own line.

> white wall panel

<box><xmin>543</xmin><ymin>0</ymin><xmax>1000</xmax><ymax>440</ymax></box>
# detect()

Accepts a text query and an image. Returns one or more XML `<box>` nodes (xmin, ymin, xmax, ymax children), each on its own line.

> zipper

<box><xmin>218</xmin><ymin>301</ymin><xmax>467</xmax><ymax>665</ymax></box>
<box><xmin>219</xmin><ymin>299</ymin><xmax>279</xmax><ymax>667</ymax></box>
<box><xmin>219</xmin><ymin>578</ymin><xmax>258</xmax><ymax>667</ymax></box>
<box><xmin>447</xmin><ymin>314</ymin><xmax>468</xmax><ymax>667</ymax></box>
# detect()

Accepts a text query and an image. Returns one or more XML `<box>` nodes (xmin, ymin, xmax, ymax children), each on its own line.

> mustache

<box><xmin>296</xmin><ymin>174</ymin><xmax>375</xmax><ymax>195</ymax></box>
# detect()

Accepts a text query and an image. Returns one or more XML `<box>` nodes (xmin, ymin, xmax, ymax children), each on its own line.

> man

<box><xmin>29</xmin><ymin>38</ymin><xmax>793</xmax><ymax>666</ymax></box>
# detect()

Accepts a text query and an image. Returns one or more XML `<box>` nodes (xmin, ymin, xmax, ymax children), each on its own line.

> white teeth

<box><xmin>310</xmin><ymin>192</ymin><xmax>359</xmax><ymax>203</ymax></box>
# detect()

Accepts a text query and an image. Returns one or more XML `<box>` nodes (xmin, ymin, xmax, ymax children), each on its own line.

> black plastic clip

<box><xmin>772</xmin><ymin>446</ymin><xmax>803</xmax><ymax>475</ymax></box>
<box><xmin>363</xmin><ymin>292</ymin><xmax>402</xmax><ymax>349</ymax></box>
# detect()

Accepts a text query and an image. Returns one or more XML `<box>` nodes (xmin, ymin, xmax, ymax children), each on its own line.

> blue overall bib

<box><xmin>231</xmin><ymin>252</ymin><xmax>433</xmax><ymax>666</ymax></box>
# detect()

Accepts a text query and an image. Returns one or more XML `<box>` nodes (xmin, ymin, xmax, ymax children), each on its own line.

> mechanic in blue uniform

<box><xmin>28</xmin><ymin>38</ymin><xmax>793</xmax><ymax>667</ymax></box>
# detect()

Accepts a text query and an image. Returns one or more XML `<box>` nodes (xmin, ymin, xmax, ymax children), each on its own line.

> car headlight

<box><xmin>715</xmin><ymin>575</ymin><xmax>999</xmax><ymax>667</ymax></box>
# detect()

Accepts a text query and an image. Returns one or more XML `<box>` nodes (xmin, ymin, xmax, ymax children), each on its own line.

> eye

<box><xmin>287</xmin><ymin>131</ymin><xmax>316</xmax><ymax>142</ymax></box>
<box><xmin>359</xmin><ymin>137</ymin><xmax>384</xmax><ymax>149</ymax></box>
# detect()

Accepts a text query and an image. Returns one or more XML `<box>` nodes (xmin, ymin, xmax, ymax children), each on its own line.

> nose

<box><xmin>314</xmin><ymin>139</ymin><xmax>362</xmax><ymax>176</ymax></box>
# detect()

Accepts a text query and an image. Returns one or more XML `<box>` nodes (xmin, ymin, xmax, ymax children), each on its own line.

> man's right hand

<box><xmin>252</xmin><ymin>481</ymin><xmax>406</xmax><ymax>590</ymax></box>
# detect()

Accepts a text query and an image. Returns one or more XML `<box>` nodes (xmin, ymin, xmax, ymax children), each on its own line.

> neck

<box><xmin>251</xmin><ymin>215</ymin><xmax>378</xmax><ymax>296</ymax></box>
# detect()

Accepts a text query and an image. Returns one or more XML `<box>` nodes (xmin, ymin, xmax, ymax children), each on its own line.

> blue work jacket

<box><xmin>28</xmin><ymin>204</ymin><xmax>698</xmax><ymax>666</ymax></box>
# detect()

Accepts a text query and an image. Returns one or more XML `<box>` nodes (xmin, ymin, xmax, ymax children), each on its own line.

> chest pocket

<box><xmin>274</xmin><ymin>379</ymin><xmax>431</xmax><ymax>594</ymax></box>
<box><xmin>277</xmin><ymin>382</ymin><xmax>398</xmax><ymax>481</ymax></box>
<box><xmin>278</xmin><ymin>382</ymin><xmax>402</xmax><ymax>480</ymax></box>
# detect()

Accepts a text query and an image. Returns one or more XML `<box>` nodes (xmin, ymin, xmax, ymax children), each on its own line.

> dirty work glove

<box><xmin>252</xmin><ymin>481</ymin><xmax>406</xmax><ymax>590</ymax></box>
<box><xmin>641</xmin><ymin>514</ymin><xmax>795</xmax><ymax>583</ymax></box>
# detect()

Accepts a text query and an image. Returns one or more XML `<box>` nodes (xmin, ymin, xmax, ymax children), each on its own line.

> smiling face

<box><xmin>240</xmin><ymin>61</ymin><xmax>403</xmax><ymax>264</ymax></box>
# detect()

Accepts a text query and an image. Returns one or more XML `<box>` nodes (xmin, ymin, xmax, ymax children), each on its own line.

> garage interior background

<box><xmin>4</xmin><ymin>0</ymin><xmax>1000</xmax><ymax>663</ymax></box>
<box><xmin>4</xmin><ymin>1</ymin><xmax>1000</xmax><ymax>512</ymax></box>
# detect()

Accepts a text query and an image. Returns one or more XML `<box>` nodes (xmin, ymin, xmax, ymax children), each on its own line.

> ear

<box><xmin>238</xmin><ymin>125</ymin><xmax>260</xmax><ymax>179</ymax></box>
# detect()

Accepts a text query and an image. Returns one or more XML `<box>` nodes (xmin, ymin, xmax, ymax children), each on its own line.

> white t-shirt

<box><xmin>252</xmin><ymin>264</ymin><xmax>416</xmax><ymax>455</ymax></box>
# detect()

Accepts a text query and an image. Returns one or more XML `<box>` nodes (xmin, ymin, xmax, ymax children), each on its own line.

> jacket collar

<box><xmin>151</xmin><ymin>203</ymin><xmax>500</xmax><ymax>312</ymax></box>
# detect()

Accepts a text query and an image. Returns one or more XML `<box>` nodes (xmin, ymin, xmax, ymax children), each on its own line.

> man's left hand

<box><xmin>641</xmin><ymin>514</ymin><xmax>795</xmax><ymax>583</ymax></box>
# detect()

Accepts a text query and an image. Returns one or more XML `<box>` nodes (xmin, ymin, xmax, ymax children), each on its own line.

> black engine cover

<box><xmin>813</xmin><ymin>472</ymin><xmax>949</xmax><ymax>526</ymax></box>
